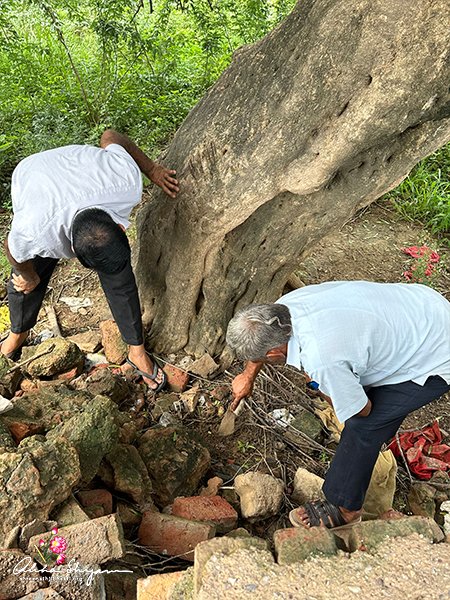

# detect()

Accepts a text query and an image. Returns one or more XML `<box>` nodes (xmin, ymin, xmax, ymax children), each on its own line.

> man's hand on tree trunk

<box><xmin>99</xmin><ymin>129</ymin><xmax>179</xmax><ymax>198</ymax></box>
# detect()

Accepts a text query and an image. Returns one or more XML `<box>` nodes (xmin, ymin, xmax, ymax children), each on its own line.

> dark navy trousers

<box><xmin>7</xmin><ymin>256</ymin><xmax>144</xmax><ymax>346</ymax></box>
<box><xmin>322</xmin><ymin>376</ymin><xmax>450</xmax><ymax>511</ymax></box>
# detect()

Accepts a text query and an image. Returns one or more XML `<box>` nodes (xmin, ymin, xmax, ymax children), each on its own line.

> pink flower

<box><xmin>424</xmin><ymin>266</ymin><xmax>434</xmax><ymax>277</ymax></box>
<box><xmin>402</xmin><ymin>246</ymin><xmax>419</xmax><ymax>258</ymax></box>
<box><xmin>49</xmin><ymin>536</ymin><xmax>67</xmax><ymax>554</ymax></box>
<box><xmin>56</xmin><ymin>554</ymin><xmax>66</xmax><ymax>565</ymax></box>
<box><xmin>38</xmin><ymin>539</ymin><xmax>45</xmax><ymax>547</ymax></box>
<box><xmin>51</xmin><ymin>527</ymin><xmax>58</xmax><ymax>535</ymax></box>
<box><xmin>429</xmin><ymin>251</ymin><xmax>440</xmax><ymax>264</ymax></box>
<box><xmin>403</xmin><ymin>271</ymin><xmax>413</xmax><ymax>280</ymax></box>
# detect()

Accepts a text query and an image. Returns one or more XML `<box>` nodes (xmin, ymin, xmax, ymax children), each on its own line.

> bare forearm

<box><xmin>243</xmin><ymin>360</ymin><xmax>264</xmax><ymax>383</ymax></box>
<box><xmin>4</xmin><ymin>238</ymin><xmax>36</xmax><ymax>276</ymax></box>
<box><xmin>100</xmin><ymin>129</ymin><xmax>157</xmax><ymax>180</ymax></box>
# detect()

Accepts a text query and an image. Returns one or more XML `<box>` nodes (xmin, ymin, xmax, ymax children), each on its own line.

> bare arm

<box><xmin>4</xmin><ymin>237</ymin><xmax>40</xmax><ymax>294</ymax></box>
<box><xmin>231</xmin><ymin>360</ymin><xmax>264</xmax><ymax>409</ymax></box>
<box><xmin>100</xmin><ymin>129</ymin><xmax>179</xmax><ymax>198</ymax></box>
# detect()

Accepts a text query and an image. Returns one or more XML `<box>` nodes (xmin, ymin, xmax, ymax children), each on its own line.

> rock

<box><xmin>104</xmin><ymin>444</ymin><xmax>154</xmax><ymax>509</ymax></box>
<box><xmin>168</xmin><ymin>568</ymin><xmax>195</xmax><ymax>600</ymax></box>
<box><xmin>274</xmin><ymin>526</ymin><xmax>337</xmax><ymax>565</ymax></box>
<box><xmin>2</xmin><ymin>385</ymin><xmax>90</xmax><ymax>439</ymax></box>
<box><xmin>99</xmin><ymin>320</ymin><xmax>127</xmax><ymax>364</ymax></box>
<box><xmin>226</xmin><ymin>527</ymin><xmax>252</xmax><ymax>539</ymax></box>
<box><xmin>291</xmin><ymin>467</ymin><xmax>325</xmax><ymax>505</ymax></box>
<box><xmin>0</xmin><ymin>354</ymin><xmax>22</xmax><ymax>398</ymax></box>
<box><xmin>180</xmin><ymin>384</ymin><xmax>201</xmax><ymax>413</ymax></box>
<box><xmin>285</xmin><ymin>408</ymin><xmax>323</xmax><ymax>443</ymax></box>
<box><xmin>189</xmin><ymin>354</ymin><xmax>219</xmax><ymax>379</ymax></box>
<box><xmin>138</xmin><ymin>511</ymin><xmax>215</xmax><ymax>561</ymax></box>
<box><xmin>0</xmin><ymin>434</ymin><xmax>80</xmax><ymax>547</ymax></box>
<box><xmin>49</xmin><ymin>564</ymin><xmax>105</xmax><ymax>599</ymax></box>
<box><xmin>28</xmin><ymin>514</ymin><xmax>125</xmax><ymax>564</ymax></box>
<box><xmin>119</xmin><ymin>420</ymin><xmax>138</xmax><ymax>445</ymax></box>
<box><xmin>408</xmin><ymin>483</ymin><xmax>436</xmax><ymax>518</ymax></box>
<box><xmin>440</xmin><ymin>500</ymin><xmax>450</xmax><ymax>535</ymax></box>
<box><xmin>138</xmin><ymin>427</ymin><xmax>210</xmax><ymax>506</ymax></box>
<box><xmin>163</xmin><ymin>365</ymin><xmax>189</xmax><ymax>393</ymax></box>
<box><xmin>51</xmin><ymin>495</ymin><xmax>90</xmax><ymax>527</ymax></box>
<box><xmin>21</xmin><ymin>338</ymin><xmax>84</xmax><ymax>378</ymax></box>
<box><xmin>84</xmin><ymin>368</ymin><xmax>130</xmax><ymax>404</ymax></box>
<box><xmin>18</xmin><ymin>590</ymin><xmax>65</xmax><ymax>599</ymax></box>
<box><xmin>210</xmin><ymin>385</ymin><xmax>230</xmax><ymax>402</ymax></box>
<box><xmin>234</xmin><ymin>472</ymin><xmax>284</xmax><ymax>520</ymax></box>
<box><xmin>347</xmin><ymin>516</ymin><xmax>444</xmax><ymax>552</ymax></box>
<box><xmin>193</xmin><ymin>536</ymin><xmax>271</xmax><ymax>596</ymax></box>
<box><xmin>171</xmin><ymin>495</ymin><xmax>238</xmax><ymax>533</ymax></box>
<box><xmin>47</xmin><ymin>395</ymin><xmax>120</xmax><ymax>484</ymax></box>
<box><xmin>68</xmin><ymin>330</ymin><xmax>102</xmax><ymax>354</ymax></box>
<box><xmin>199</xmin><ymin>476</ymin><xmax>223</xmax><ymax>497</ymax></box>
<box><xmin>137</xmin><ymin>572</ymin><xmax>185</xmax><ymax>600</ymax></box>
<box><xmin>151</xmin><ymin>393</ymin><xmax>179</xmax><ymax>420</ymax></box>
<box><xmin>19</xmin><ymin>519</ymin><xmax>57</xmax><ymax>552</ymax></box>
<box><xmin>104</xmin><ymin>559</ymin><xmax>142</xmax><ymax>600</ymax></box>
<box><xmin>0</xmin><ymin>420</ymin><xmax>15</xmax><ymax>451</ymax></box>
<box><xmin>78</xmin><ymin>489</ymin><xmax>113</xmax><ymax>516</ymax></box>
<box><xmin>117</xmin><ymin>501</ymin><xmax>142</xmax><ymax>528</ymax></box>
<box><xmin>0</xmin><ymin>548</ymin><xmax>47</xmax><ymax>598</ymax></box>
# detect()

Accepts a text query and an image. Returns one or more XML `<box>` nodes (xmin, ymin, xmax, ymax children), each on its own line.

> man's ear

<box><xmin>265</xmin><ymin>344</ymin><xmax>287</xmax><ymax>359</ymax></box>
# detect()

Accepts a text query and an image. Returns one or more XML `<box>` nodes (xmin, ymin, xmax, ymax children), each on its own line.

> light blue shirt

<box><xmin>277</xmin><ymin>281</ymin><xmax>450</xmax><ymax>423</ymax></box>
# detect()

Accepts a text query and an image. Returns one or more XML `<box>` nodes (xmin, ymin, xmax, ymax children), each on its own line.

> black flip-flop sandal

<box><xmin>289</xmin><ymin>499</ymin><xmax>361</xmax><ymax>530</ymax></box>
<box><xmin>125</xmin><ymin>353</ymin><xmax>167</xmax><ymax>393</ymax></box>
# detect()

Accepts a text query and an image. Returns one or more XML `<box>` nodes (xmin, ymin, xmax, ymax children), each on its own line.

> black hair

<box><xmin>72</xmin><ymin>208</ymin><xmax>131</xmax><ymax>274</ymax></box>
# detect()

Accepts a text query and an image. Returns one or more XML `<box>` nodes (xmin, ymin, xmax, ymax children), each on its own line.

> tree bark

<box><xmin>136</xmin><ymin>0</ymin><xmax>450</xmax><ymax>359</ymax></box>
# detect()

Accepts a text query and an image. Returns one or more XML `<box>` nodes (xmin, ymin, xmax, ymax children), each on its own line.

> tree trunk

<box><xmin>136</xmin><ymin>0</ymin><xmax>450</xmax><ymax>359</ymax></box>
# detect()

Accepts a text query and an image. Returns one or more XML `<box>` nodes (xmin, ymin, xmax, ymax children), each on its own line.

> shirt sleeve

<box><xmin>7</xmin><ymin>228</ymin><xmax>35</xmax><ymax>263</ymax></box>
<box><xmin>103</xmin><ymin>143</ymin><xmax>140</xmax><ymax>170</ymax></box>
<box><xmin>309</xmin><ymin>361</ymin><xmax>369</xmax><ymax>423</ymax></box>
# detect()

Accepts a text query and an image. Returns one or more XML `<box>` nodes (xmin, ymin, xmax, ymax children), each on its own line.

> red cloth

<box><xmin>388</xmin><ymin>421</ymin><xmax>450</xmax><ymax>480</ymax></box>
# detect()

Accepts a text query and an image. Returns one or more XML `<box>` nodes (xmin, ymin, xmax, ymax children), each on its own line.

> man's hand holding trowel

<box><xmin>218</xmin><ymin>361</ymin><xmax>263</xmax><ymax>436</ymax></box>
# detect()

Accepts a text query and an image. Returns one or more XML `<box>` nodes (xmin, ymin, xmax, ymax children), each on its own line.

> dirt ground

<box><xmin>3</xmin><ymin>198</ymin><xmax>450</xmax><ymax>528</ymax></box>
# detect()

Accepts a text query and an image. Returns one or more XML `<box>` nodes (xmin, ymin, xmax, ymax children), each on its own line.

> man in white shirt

<box><xmin>226</xmin><ymin>281</ymin><xmax>450</xmax><ymax>528</ymax></box>
<box><xmin>2</xmin><ymin>129</ymin><xmax>179</xmax><ymax>392</ymax></box>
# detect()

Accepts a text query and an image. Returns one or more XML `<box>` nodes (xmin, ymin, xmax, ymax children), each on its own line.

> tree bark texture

<box><xmin>136</xmin><ymin>0</ymin><xmax>450</xmax><ymax>359</ymax></box>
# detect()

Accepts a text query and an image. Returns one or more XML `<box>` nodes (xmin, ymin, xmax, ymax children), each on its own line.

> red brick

<box><xmin>99</xmin><ymin>319</ymin><xmax>128</xmax><ymax>364</ymax></box>
<box><xmin>138</xmin><ymin>511</ymin><xmax>215</xmax><ymax>561</ymax></box>
<box><xmin>78</xmin><ymin>489</ymin><xmax>113</xmax><ymax>515</ymax></box>
<box><xmin>163</xmin><ymin>365</ymin><xmax>189</xmax><ymax>392</ymax></box>
<box><xmin>171</xmin><ymin>496</ymin><xmax>238</xmax><ymax>533</ymax></box>
<box><xmin>7</xmin><ymin>420</ymin><xmax>44</xmax><ymax>444</ymax></box>
<box><xmin>56</xmin><ymin>365</ymin><xmax>82</xmax><ymax>381</ymax></box>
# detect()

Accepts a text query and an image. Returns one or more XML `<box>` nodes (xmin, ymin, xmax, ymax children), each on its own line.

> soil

<box><xmin>2</xmin><ymin>197</ymin><xmax>450</xmax><ymax>546</ymax></box>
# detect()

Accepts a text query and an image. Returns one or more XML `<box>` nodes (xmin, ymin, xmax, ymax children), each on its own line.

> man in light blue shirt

<box><xmin>226</xmin><ymin>281</ymin><xmax>450</xmax><ymax>529</ymax></box>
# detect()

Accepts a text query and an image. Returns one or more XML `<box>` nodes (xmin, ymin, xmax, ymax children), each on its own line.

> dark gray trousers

<box><xmin>7</xmin><ymin>256</ymin><xmax>144</xmax><ymax>346</ymax></box>
<box><xmin>322</xmin><ymin>375</ymin><xmax>450</xmax><ymax>511</ymax></box>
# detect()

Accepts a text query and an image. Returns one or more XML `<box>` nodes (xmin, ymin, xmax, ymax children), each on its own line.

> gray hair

<box><xmin>226</xmin><ymin>303</ymin><xmax>292</xmax><ymax>361</ymax></box>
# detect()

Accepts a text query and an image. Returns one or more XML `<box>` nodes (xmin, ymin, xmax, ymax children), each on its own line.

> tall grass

<box><xmin>387</xmin><ymin>144</ymin><xmax>450</xmax><ymax>241</ymax></box>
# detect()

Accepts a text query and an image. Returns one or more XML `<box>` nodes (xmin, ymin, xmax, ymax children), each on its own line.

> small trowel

<box><xmin>218</xmin><ymin>397</ymin><xmax>246</xmax><ymax>437</ymax></box>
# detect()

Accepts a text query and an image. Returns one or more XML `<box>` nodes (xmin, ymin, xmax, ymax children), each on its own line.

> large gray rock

<box><xmin>21</xmin><ymin>338</ymin><xmax>84</xmax><ymax>378</ymax></box>
<box><xmin>234</xmin><ymin>472</ymin><xmax>284</xmax><ymax>520</ymax></box>
<box><xmin>28</xmin><ymin>514</ymin><xmax>125</xmax><ymax>565</ymax></box>
<box><xmin>0</xmin><ymin>354</ymin><xmax>22</xmax><ymax>398</ymax></box>
<box><xmin>0</xmin><ymin>435</ymin><xmax>80</xmax><ymax>548</ymax></box>
<box><xmin>103</xmin><ymin>443</ymin><xmax>154</xmax><ymax>509</ymax></box>
<box><xmin>1</xmin><ymin>385</ymin><xmax>90</xmax><ymax>441</ymax></box>
<box><xmin>47</xmin><ymin>395</ymin><xmax>119</xmax><ymax>484</ymax></box>
<box><xmin>138</xmin><ymin>427</ymin><xmax>210</xmax><ymax>506</ymax></box>
<box><xmin>0</xmin><ymin>549</ymin><xmax>47</xmax><ymax>598</ymax></box>
<box><xmin>291</xmin><ymin>467</ymin><xmax>325</xmax><ymax>505</ymax></box>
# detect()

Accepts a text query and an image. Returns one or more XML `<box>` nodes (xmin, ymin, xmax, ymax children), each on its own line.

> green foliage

<box><xmin>387</xmin><ymin>144</ymin><xmax>450</xmax><ymax>242</ymax></box>
<box><xmin>0</xmin><ymin>0</ymin><xmax>295</xmax><ymax>206</ymax></box>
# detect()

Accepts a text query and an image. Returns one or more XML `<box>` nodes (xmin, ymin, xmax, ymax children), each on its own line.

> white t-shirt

<box><xmin>8</xmin><ymin>143</ymin><xmax>143</xmax><ymax>262</ymax></box>
<box><xmin>277</xmin><ymin>281</ymin><xmax>450</xmax><ymax>423</ymax></box>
